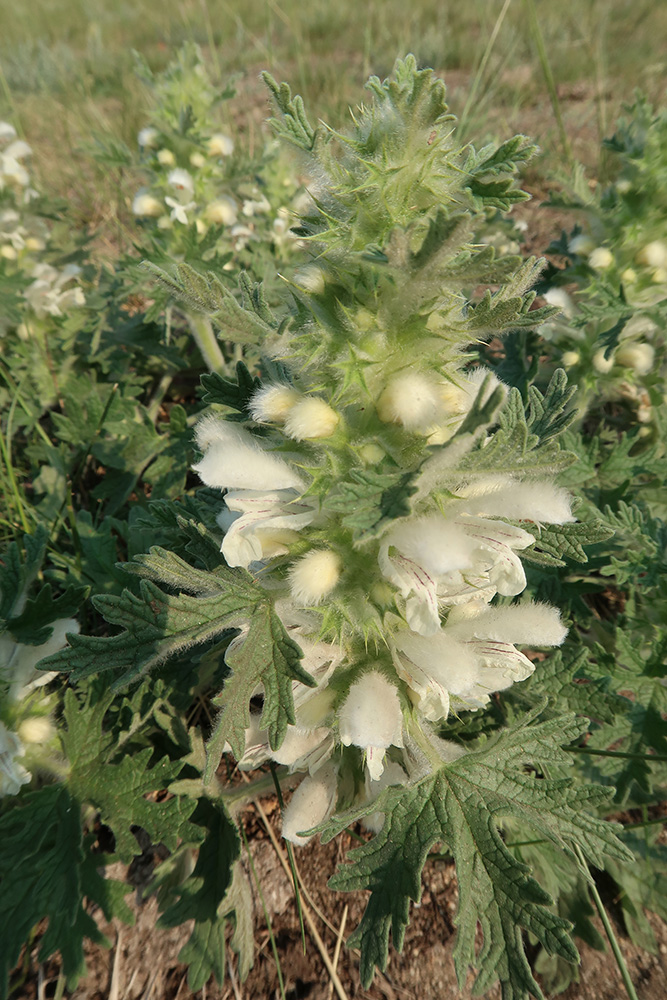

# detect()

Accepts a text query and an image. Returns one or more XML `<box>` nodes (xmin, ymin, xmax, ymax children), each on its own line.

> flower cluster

<box><xmin>189</xmin><ymin>59</ymin><xmax>578</xmax><ymax>844</ymax></box>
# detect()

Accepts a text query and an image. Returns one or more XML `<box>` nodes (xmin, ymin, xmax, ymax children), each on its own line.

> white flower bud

<box><xmin>25</xmin><ymin>237</ymin><xmax>45</xmax><ymax>252</ymax></box>
<box><xmin>282</xmin><ymin>762</ymin><xmax>338</xmax><ymax>845</ymax></box>
<box><xmin>377</xmin><ymin>372</ymin><xmax>440</xmax><ymax>431</ymax></box>
<box><xmin>132</xmin><ymin>192</ymin><xmax>163</xmax><ymax>218</ymax></box>
<box><xmin>615</xmin><ymin>342</ymin><xmax>655</xmax><ymax>375</ymax></box>
<box><xmin>0</xmin><ymin>244</ymin><xmax>17</xmax><ymax>260</ymax></box>
<box><xmin>157</xmin><ymin>215</ymin><xmax>172</xmax><ymax>230</ymax></box>
<box><xmin>284</xmin><ymin>397</ymin><xmax>339</xmax><ymax>440</ymax></box>
<box><xmin>560</xmin><ymin>350</ymin><xmax>580</xmax><ymax>368</ymax></box>
<box><xmin>0</xmin><ymin>122</ymin><xmax>17</xmax><ymax>143</ymax></box>
<box><xmin>589</xmin><ymin>247</ymin><xmax>614</xmax><ymax>271</ymax></box>
<box><xmin>289</xmin><ymin>550</ymin><xmax>342</xmax><ymax>605</ymax></box>
<box><xmin>651</xmin><ymin>267</ymin><xmax>667</xmax><ymax>284</ymax></box>
<box><xmin>17</xmin><ymin>716</ymin><xmax>53</xmax><ymax>745</ymax></box>
<box><xmin>190</xmin><ymin>151</ymin><xmax>206</xmax><ymax>168</ymax></box>
<box><xmin>621</xmin><ymin>268</ymin><xmax>637</xmax><ymax>284</ymax></box>
<box><xmin>568</xmin><ymin>234</ymin><xmax>594</xmax><ymax>257</ymax></box>
<box><xmin>193</xmin><ymin>417</ymin><xmax>305</xmax><ymax>492</ymax></box>
<box><xmin>249</xmin><ymin>384</ymin><xmax>301</xmax><ymax>423</ymax></box>
<box><xmin>294</xmin><ymin>266</ymin><xmax>326</xmax><ymax>294</ymax></box>
<box><xmin>195</xmin><ymin>218</ymin><xmax>207</xmax><ymax>235</ymax></box>
<box><xmin>543</xmin><ymin>287</ymin><xmax>575</xmax><ymax>317</ymax></box>
<box><xmin>208</xmin><ymin>133</ymin><xmax>234</xmax><ymax>157</ymax></box>
<box><xmin>157</xmin><ymin>148</ymin><xmax>175</xmax><ymax>166</ymax></box>
<box><xmin>205</xmin><ymin>197</ymin><xmax>238</xmax><ymax>226</ymax></box>
<box><xmin>637</xmin><ymin>240</ymin><xmax>667</xmax><ymax>270</ymax></box>
<box><xmin>138</xmin><ymin>126</ymin><xmax>158</xmax><ymax>149</ymax></box>
<box><xmin>592</xmin><ymin>348</ymin><xmax>614</xmax><ymax>373</ymax></box>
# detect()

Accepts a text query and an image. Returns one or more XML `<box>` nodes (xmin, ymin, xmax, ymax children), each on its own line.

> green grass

<box><xmin>0</xmin><ymin>0</ymin><xmax>665</xmax><ymax>232</ymax></box>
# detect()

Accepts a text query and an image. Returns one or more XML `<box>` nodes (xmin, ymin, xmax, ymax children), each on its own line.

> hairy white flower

<box><xmin>615</xmin><ymin>342</ymin><xmax>655</xmax><ymax>375</ymax></box>
<box><xmin>0</xmin><ymin>138</ymin><xmax>32</xmax><ymax>189</ymax></box>
<box><xmin>592</xmin><ymin>348</ymin><xmax>615</xmax><ymax>374</ymax></box>
<box><xmin>242</xmin><ymin>196</ymin><xmax>271</xmax><ymax>217</ymax></box>
<box><xmin>282</xmin><ymin>762</ymin><xmax>338</xmax><ymax>844</ymax></box>
<box><xmin>589</xmin><ymin>247</ymin><xmax>614</xmax><ymax>271</ymax></box>
<box><xmin>283</xmin><ymin>397</ymin><xmax>339</xmax><ymax>440</ymax></box>
<box><xmin>217</xmin><ymin>489</ymin><xmax>315</xmax><ymax>568</ymax></box>
<box><xmin>208</xmin><ymin>133</ymin><xmax>234</xmax><ymax>157</ymax></box>
<box><xmin>377</xmin><ymin>372</ymin><xmax>440</xmax><ymax>431</ymax></box>
<box><xmin>0</xmin><ymin>722</ymin><xmax>30</xmax><ymax>796</ymax></box>
<box><xmin>132</xmin><ymin>191</ymin><xmax>163</xmax><ymax>217</ymax></box>
<box><xmin>339</xmin><ymin>671</ymin><xmax>404</xmax><ymax>780</ymax></box>
<box><xmin>249</xmin><ymin>384</ymin><xmax>301</xmax><ymax>424</ymax></box>
<box><xmin>0</xmin><ymin>618</ymin><xmax>79</xmax><ymax>703</ymax></box>
<box><xmin>205</xmin><ymin>196</ymin><xmax>238</xmax><ymax>226</ymax></box>
<box><xmin>194</xmin><ymin>417</ymin><xmax>306</xmax><ymax>492</ymax></box>
<box><xmin>167</xmin><ymin>168</ymin><xmax>194</xmax><ymax>196</ymax></box>
<box><xmin>138</xmin><ymin>126</ymin><xmax>158</xmax><ymax>149</ymax></box>
<box><xmin>24</xmin><ymin>263</ymin><xmax>85</xmax><ymax>318</ymax></box>
<box><xmin>461</xmin><ymin>479</ymin><xmax>574</xmax><ymax>524</ymax></box>
<box><xmin>289</xmin><ymin>550</ymin><xmax>342</xmax><ymax>605</ymax></box>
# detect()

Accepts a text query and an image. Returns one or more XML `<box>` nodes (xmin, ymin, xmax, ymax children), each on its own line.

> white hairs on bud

<box><xmin>193</xmin><ymin>417</ymin><xmax>305</xmax><ymax>491</ymax></box>
<box><xmin>283</xmin><ymin>397</ymin><xmax>339</xmax><ymax>440</ymax></box>
<box><xmin>282</xmin><ymin>762</ymin><xmax>338</xmax><ymax>845</ymax></box>
<box><xmin>249</xmin><ymin>384</ymin><xmax>301</xmax><ymax>423</ymax></box>
<box><xmin>289</xmin><ymin>550</ymin><xmax>342</xmax><ymax>605</ymax></box>
<box><xmin>447</xmin><ymin>601</ymin><xmax>568</xmax><ymax>647</ymax></box>
<box><xmin>464</xmin><ymin>480</ymin><xmax>575</xmax><ymax>524</ymax></box>
<box><xmin>377</xmin><ymin>372</ymin><xmax>440</xmax><ymax>431</ymax></box>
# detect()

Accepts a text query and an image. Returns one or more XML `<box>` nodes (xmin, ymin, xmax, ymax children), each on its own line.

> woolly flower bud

<box><xmin>0</xmin><ymin>245</ymin><xmax>16</xmax><ymax>260</ymax></box>
<box><xmin>208</xmin><ymin>133</ymin><xmax>234</xmax><ymax>157</ymax></box>
<box><xmin>193</xmin><ymin>417</ymin><xmax>305</xmax><ymax>492</ymax></box>
<box><xmin>592</xmin><ymin>348</ymin><xmax>614</xmax><ymax>373</ymax></box>
<box><xmin>561</xmin><ymin>350</ymin><xmax>580</xmax><ymax>368</ymax></box>
<box><xmin>568</xmin><ymin>234</ymin><xmax>594</xmax><ymax>257</ymax></box>
<box><xmin>589</xmin><ymin>247</ymin><xmax>614</xmax><ymax>271</ymax></box>
<box><xmin>132</xmin><ymin>192</ymin><xmax>163</xmax><ymax>218</ymax></box>
<box><xmin>294</xmin><ymin>266</ymin><xmax>326</xmax><ymax>295</ymax></box>
<box><xmin>651</xmin><ymin>267</ymin><xmax>667</xmax><ymax>284</ymax></box>
<box><xmin>138</xmin><ymin>126</ymin><xmax>158</xmax><ymax>149</ymax></box>
<box><xmin>543</xmin><ymin>287</ymin><xmax>575</xmax><ymax>317</ymax></box>
<box><xmin>621</xmin><ymin>268</ymin><xmax>637</xmax><ymax>285</ymax></box>
<box><xmin>284</xmin><ymin>397</ymin><xmax>339</xmax><ymax>440</ymax></box>
<box><xmin>190</xmin><ymin>151</ymin><xmax>206</xmax><ymax>168</ymax></box>
<box><xmin>17</xmin><ymin>716</ymin><xmax>53</xmax><ymax>745</ymax></box>
<box><xmin>289</xmin><ymin>550</ymin><xmax>342</xmax><ymax>606</ymax></box>
<box><xmin>615</xmin><ymin>342</ymin><xmax>655</xmax><ymax>375</ymax></box>
<box><xmin>377</xmin><ymin>372</ymin><xmax>440</xmax><ymax>431</ymax></box>
<box><xmin>249</xmin><ymin>384</ymin><xmax>301</xmax><ymax>424</ymax></box>
<box><xmin>282</xmin><ymin>762</ymin><xmax>338</xmax><ymax>845</ymax></box>
<box><xmin>205</xmin><ymin>197</ymin><xmax>238</xmax><ymax>226</ymax></box>
<box><xmin>339</xmin><ymin>671</ymin><xmax>403</xmax><ymax>780</ymax></box>
<box><xmin>157</xmin><ymin>148</ymin><xmax>175</xmax><ymax>166</ymax></box>
<box><xmin>637</xmin><ymin>240</ymin><xmax>667</xmax><ymax>270</ymax></box>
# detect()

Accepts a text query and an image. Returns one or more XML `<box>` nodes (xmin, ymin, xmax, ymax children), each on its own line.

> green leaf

<box><xmin>61</xmin><ymin>688</ymin><xmax>202</xmax><ymax>862</ymax></box>
<box><xmin>262</xmin><ymin>72</ymin><xmax>317</xmax><ymax>151</ymax></box>
<box><xmin>207</xmin><ymin>602</ymin><xmax>311</xmax><ymax>775</ymax></box>
<box><xmin>200</xmin><ymin>361</ymin><xmax>261</xmax><ymax>412</ymax></box>
<box><xmin>5</xmin><ymin>582</ymin><xmax>87</xmax><ymax>646</ymax></box>
<box><xmin>320</xmin><ymin>713</ymin><xmax>631</xmax><ymax>997</ymax></box>
<box><xmin>0</xmin><ymin>526</ymin><xmax>49</xmax><ymax>623</ymax></box>
<box><xmin>326</xmin><ymin>468</ymin><xmax>418</xmax><ymax>546</ymax></box>
<box><xmin>0</xmin><ymin>786</ymin><xmax>133</xmax><ymax>998</ymax></box>
<box><xmin>521</xmin><ymin>519</ymin><xmax>614</xmax><ymax>568</ymax></box>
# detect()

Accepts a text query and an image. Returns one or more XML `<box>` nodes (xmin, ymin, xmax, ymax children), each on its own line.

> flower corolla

<box><xmin>132</xmin><ymin>191</ymin><xmax>163</xmax><ymax>218</ymax></box>
<box><xmin>207</xmin><ymin>133</ymin><xmax>234</xmax><ymax>157</ymax></box>
<box><xmin>205</xmin><ymin>197</ymin><xmax>238</xmax><ymax>226</ymax></box>
<box><xmin>24</xmin><ymin>264</ymin><xmax>85</xmax><ymax>318</ymax></box>
<box><xmin>281</xmin><ymin>762</ymin><xmax>338</xmax><ymax>845</ymax></box>
<box><xmin>339</xmin><ymin>671</ymin><xmax>404</xmax><ymax>780</ymax></box>
<box><xmin>0</xmin><ymin>722</ymin><xmax>30</xmax><ymax>797</ymax></box>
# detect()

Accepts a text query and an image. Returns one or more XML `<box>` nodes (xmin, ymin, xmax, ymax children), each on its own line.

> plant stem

<box><xmin>524</xmin><ymin>0</ymin><xmax>574</xmax><ymax>168</ymax></box>
<box><xmin>187</xmin><ymin>313</ymin><xmax>226</xmax><ymax>373</ymax></box>
<box><xmin>222</xmin><ymin>768</ymin><xmax>293</xmax><ymax>807</ymax></box>
<box><xmin>574</xmin><ymin>845</ymin><xmax>639</xmax><ymax>1000</ymax></box>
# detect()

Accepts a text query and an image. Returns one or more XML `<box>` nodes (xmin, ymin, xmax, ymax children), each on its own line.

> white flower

<box><xmin>282</xmin><ymin>762</ymin><xmax>338</xmax><ymax>845</ymax></box>
<box><xmin>0</xmin><ymin>617</ymin><xmax>79</xmax><ymax>703</ymax></box>
<box><xmin>377</xmin><ymin>372</ymin><xmax>440</xmax><ymax>431</ymax></box>
<box><xmin>361</xmin><ymin>761</ymin><xmax>409</xmax><ymax>833</ymax></box>
<box><xmin>283</xmin><ymin>397</ymin><xmax>339</xmax><ymax>440</ymax></box>
<box><xmin>615</xmin><ymin>342</ymin><xmax>655</xmax><ymax>375</ymax></box>
<box><xmin>339</xmin><ymin>671</ymin><xmax>404</xmax><ymax>780</ymax></box>
<box><xmin>0</xmin><ymin>139</ymin><xmax>32</xmax><ymax>189</ymax></box>
<box><xmin>561</xmin><ymin>350</ymin><xmax>580</xmax><ymax>368</ymax></box>
<box><xmin>249</xmin><ymin>384</ymin><xmax>301</xmax><ymax>423</ymax></box>
<box><xmin>0</xmin><ymin>722</ymin><xmax>30</xmax><ymax>796</ymax></box>
<box><xmin>289</xmin><ymin>550</ymin><xmax>342</xmax><ymax>605</ymax></box>
<box><xmin>167</xmin><ymin>168</ymin><xmax>194</xmax><ymax>196</ymax></box>
<box><xmin>217</xmin><ymin>489</ymin><xmax>315</xmax><ymax>568</ymax></box>
<box><xmin>208</xmin><ymin>133</ymin><xmax>234</xmax><ymax>157</ymax></box>
<box><xmin>460</xmin><ymin>479</ymin><xmax>574</xmax><ymax>525</ymax></box>
<box><xmin>132</xmin><ymin>191</ymin><xmax>163</xmax><ymax>217</ymax></box>
<box><xmin>157</xmin><ymin>148</ymin><xmax>175</xmax><ymax>166</ymax></box>
<box><xmin>193</xmin><ymin>416</ymin><xmax>306</xmax><ymax>492</ymax></box>
<box><xmin>205</xmin><ymin>197</ymin><xmax>238</xmax><ymax>226</ymax></box>
<box><xmin>589</xmin><ymin>247</ymin><xmax>614</xmax><ymax>271</ymax></box>
<box><xmin>0</xmin><ymin>122</ymin><xmax>17</xmax><ymax>143</ymax></box>
<box><xmin>138</xmin><ymin>126</ymin><xmax>158</xmax><ymax>149</ymax></box>
<box><xmin>393</xmin><ymin>600</ymin><xmax>566</xmax><ymax>720</ymax></box>
<box><xmin>164</xmin><ymin>196</ymin><xmax>196</xmax><ymax>225</ymax></box>
<box><xmin>24</xmin><ymin>264</ymin><xmax>85</xmax><ymax>318</ymax></box>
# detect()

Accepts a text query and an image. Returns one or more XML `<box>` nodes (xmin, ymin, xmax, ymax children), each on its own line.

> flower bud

<box><xmin>0</xmin><ymin>244</ymin><xmax>17</xmax><ymax>260</ymax></box>
<box><xmin>190</xmin><ymin>151</ymin><xmax>206</xmax><ymax>168</ymax></box>
<box><xmin>207</xmin><ymin>133</ymin><xmax>234</xmax><ymax>157</ymax></box>
<box><xmin>132</xmin><ymin>192</ymin><xmax>163</xmax><ymax>218</ymax></box>
<box><xmin>294</xmin><ymin>266</ymin><xmax>326</xmax><ymax>295</ymax></box>
<box><xmin>589</xmin><ymin>247</ymin><xmax>614</xmax><ymax>271</ymax></box>
<box><xmin>560</xmin><ymin>350</ymin><xmax>580</xmax><ymax>368</ymax></box>
<box><xmin>17</xmin><ymin>716</ymin><xmax>53</xmax><ymax>745</ymax></box>
<box><xmin>138</xmin><ymin>126</ymin><xmax>158</xmax><ymax>149</ymax></box>
<box><xmin>592</xmin><ymin>348</ymin><xmax>614</xmax><ymax>373</ymax></box>
<box><xmin>205</xmin><ymin>197</ymin><xmax>238</xmax><ymax>226</ymax></box>
<box><xmin>615</xmin><ymin>342</ymin><xmax>655</xmax><ymax>375</ymax></box>
<box><xmin>637</xmin><ymin>240</ymin><xmax>667</xmax><ymax>270</ymax></box>
<box><xmin>568</xmin><ymin>234</ymin><xmax>594</xmax><ymax>257</ymax></box>
<box><xmin>249</xmin><ymin>384</ymin><xmax>301</xmax><ymax>423</ymax></box>
<box><xmin>282</xmin><ymin>763</ymin><xmax>338</xmax><ymax>845</ymax></box>
<box><xmin>376</xmin><ymin>372</ymin><xmax>440</xmax><ymax>431</ymax></box>
<box><xmin>543</xmin><ymin>287</ymin><xmax>575</xmax><ymax>317</ymax></box>
<box><xmin>157</xmin><ymin>148</ymin><xmax>175</xmax><ymax>166</ymax></box>
<box><xmin>621</xmin><ymin>268</ymin><xmax>637</xmax><ymax>285</ymax></box>
<box><xmin>25</xmin><ymin>237</ymin><xmax>45</xmax><ymax>252</ymax></box>
<box><xmin>284</xmin><ymin>397</ymin><xmax>339</xmax><ymax>440</ymax></box>
<box><xmin>651</xmin><ymin>267</ymin><xmax>667</xmax><ymax>284</ymax></box>
<box><xmin>289</xmin><ymin>550</ymin><xmax>342</xmax><ymax>605</ymax></box>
